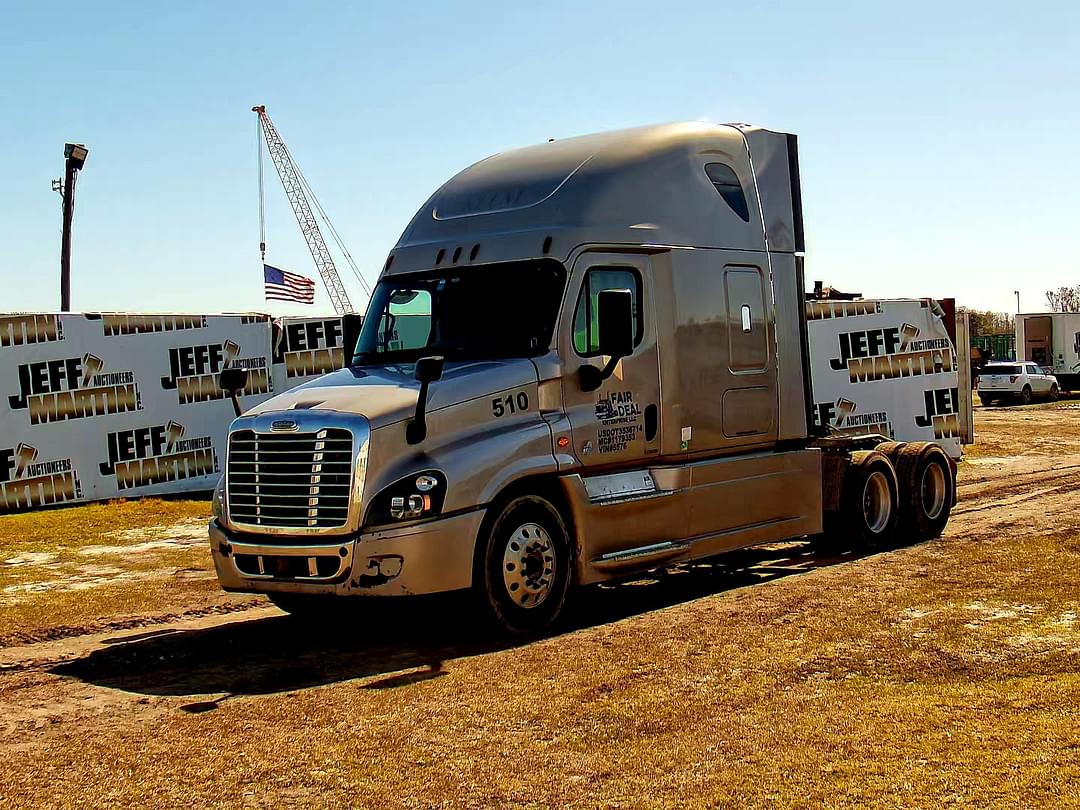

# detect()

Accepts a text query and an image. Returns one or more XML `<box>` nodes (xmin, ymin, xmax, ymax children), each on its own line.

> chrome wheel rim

<box><xmin>862</xmin><ymin>470</ymin><xmax>891</xmax><ymax>534</ymax></box>
<box><xmin>921</xmin><ymin>461</ymin><xmax>947</xmax><ymax>520</ymax></box>
<box><xmin>502</xmin><ymin>522</ymin><xmax>556</xmax><ymax>608</ymax></box>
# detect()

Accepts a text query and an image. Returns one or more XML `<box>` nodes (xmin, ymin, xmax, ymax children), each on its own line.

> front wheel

<box><xmin>1050</xmin><ymin>383</ymin><xmax>1060</xmax><ymax>402</ymax></box>
<box><xmin>477</xmin><ymin>495</ymin><xmax>573</xmax><ymax>635</ymax></box>
<box><xmin>978</xmin><ymin>395</ymin><xmax>993</xmax><ymax>406</ymax></box>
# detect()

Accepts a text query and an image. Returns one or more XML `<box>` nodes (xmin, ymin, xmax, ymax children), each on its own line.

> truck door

<box><xmin>560</xmin><ymin>253</ymin><xmax>661</xmax><ymax>467</ymax></box>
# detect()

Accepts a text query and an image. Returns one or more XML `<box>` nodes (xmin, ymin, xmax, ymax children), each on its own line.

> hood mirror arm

<box><xmin>579</xmin><ymin>356</ymin><xmax>620</xmax><ymax>392</ymax></box>
<box><xmin>218</xmin><ymin>367</ymin><xmax>250</xmax><ymax>417</ymax></box>
<box><xmin>407</xmin><ymin>356</ymin><xmax>445</xmax><ymax>445</ymax></box>
<box><xmin>578</xmin><ymin>288</ymin><xmax>635</xmax><ymax>393</ymax></box>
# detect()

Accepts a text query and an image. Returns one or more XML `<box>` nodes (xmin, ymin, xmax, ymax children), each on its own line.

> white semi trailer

<box><xmin>210</xmin><ymin>123</ymin><xmax>960</xmax><ymax>633</ymax></box>
<box><xmin>806</xmin><ymin>298</ymin><xmax>963</xmax><ymax>458</ymax></box>
<box><xmin>1016</xmin><ymin>312</ymin><xmax>1080</xmax><ymax>391</ymax></box>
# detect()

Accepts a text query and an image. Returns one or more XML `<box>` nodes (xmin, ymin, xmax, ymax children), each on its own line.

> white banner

<box><xmin>806</xmin><ymin>298</ymin><xmax>962</xmax><ymax>458</ymax></box>
<box><xmin>0</xmin><ymin>313</ymin><xmax>281</xmax><ymax>512</ymax></box>
<box><xmin>1</xmin><ymin>300</ymin><xmax>961</xmax><ymax>513</ymax></box>
<box><xmin>271</xmin><ymin>315</ymin><xmax>349</xmax><ymax>392</ymax></box>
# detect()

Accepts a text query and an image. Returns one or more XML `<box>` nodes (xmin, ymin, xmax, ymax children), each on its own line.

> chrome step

<box><xmin>591</xmin><ymin>541</ymin><xmax>686</xmax><ymax>571</ymax></box>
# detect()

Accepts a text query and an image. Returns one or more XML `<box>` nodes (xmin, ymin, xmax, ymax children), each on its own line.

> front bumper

<box><xmin>209</xmin><ymin>509</ymin><xmax>486</xmax><ymax>597</ymax></box>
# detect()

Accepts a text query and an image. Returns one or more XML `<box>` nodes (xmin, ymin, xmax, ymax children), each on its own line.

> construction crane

<box><xmin>253</xmin><ymin>105</ymin><xmax>371</xmax><ymax>315</ymax></box>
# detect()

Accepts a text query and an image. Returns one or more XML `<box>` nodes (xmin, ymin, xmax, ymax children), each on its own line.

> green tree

<box><xmin>967</xmin><ymin>310</ymin><xmax>1014</xmax><ymax>337</ymax></box>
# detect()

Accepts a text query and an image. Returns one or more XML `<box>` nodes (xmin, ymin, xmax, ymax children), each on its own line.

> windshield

<box><xmin>353</xmin><ymin>259</ymin><xmax>566</xmax><ymax>365</ymax></box>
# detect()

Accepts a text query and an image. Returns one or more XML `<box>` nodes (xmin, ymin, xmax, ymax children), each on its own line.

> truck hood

<box><xmin>245</xmin><ymin>358</ymin><xmax>540</xmax><ymax>429</ymax></box>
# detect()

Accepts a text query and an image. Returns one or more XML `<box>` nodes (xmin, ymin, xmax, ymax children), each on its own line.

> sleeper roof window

<box><xmin>704</xmin><ymin>163</ymin><xmax>750</xmax><ymax>222</ymax></box>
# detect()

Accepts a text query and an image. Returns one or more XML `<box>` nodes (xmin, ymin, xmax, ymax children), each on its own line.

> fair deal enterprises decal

<box><xmin>99</xmin><ymin>421</ymin><xmax>218</xmax><ymax>491</ymax></box>
<box><xmin>1</xmin><ymin>443</ymin><xmax>82</xmax><ymax>511</ymax></box>
<box><xmin>593</xmin><ymin>390</ymin><xmax>643</xmax><ymax>454</ymax></box>
<box><xmin>160</xmin><ymin>340</ymin><xmax>272</xmax><ymax>404</ymax></box>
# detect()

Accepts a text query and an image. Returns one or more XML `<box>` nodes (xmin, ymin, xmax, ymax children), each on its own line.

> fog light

<box><xmin>390</xmin><ymin>494</ymin><xmax>426</xmax><ymax>520</ymax></box>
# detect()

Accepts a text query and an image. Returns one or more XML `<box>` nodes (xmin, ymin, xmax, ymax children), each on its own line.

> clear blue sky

<box><xmin>1</xmin><ymin>0</ymin><xmax>1076</xmax><ymax>317</ymax></box>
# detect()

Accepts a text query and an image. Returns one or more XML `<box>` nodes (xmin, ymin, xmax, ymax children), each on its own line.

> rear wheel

<box><xmin>477</xmin><ymin>495</ymin><xmax>573</xmax><ymax>635</ymax></box>
<box><xmin>978</xmin><ymin>395</ymin><xmax>993</xmax><ymax>406</ymax></box>
<box><xmin>1020</xmin><ymin>385</ymin><xmax>1032</xmax><ymax>405</ymax></box>
<box><xmin>825</xmin><ymin>450</ymin><xmax>900</xmax><ymax>551</ymax></box>
<box><xmin>894</xmin><ymin>442</ymin><xmax>954</xmax><ymax>541</ymax></box>
<box><xmin>1050</xmin><ymin>383</ymin><xmax>1060</xmax><ymax>402</ymax></box>
<box><xmin>873</xmin><ymin>441</ymin><xmax>903</xmax><ymax>464</ymax></box>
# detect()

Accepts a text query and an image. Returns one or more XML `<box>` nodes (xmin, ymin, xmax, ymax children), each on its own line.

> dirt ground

<box><xmin>2</xmin><ymin>403</ymin><xmax>1079</xmax><ymax>808</ymax></box>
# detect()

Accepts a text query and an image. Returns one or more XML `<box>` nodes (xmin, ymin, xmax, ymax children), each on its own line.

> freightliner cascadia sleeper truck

<box><xmin>210</xmin><ymin>123</ymin><xmax>957</xmax><ymax>633</ymax></box>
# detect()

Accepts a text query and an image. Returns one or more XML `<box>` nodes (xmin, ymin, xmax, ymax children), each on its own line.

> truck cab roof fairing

<box><xmin>386</xmin><ymin>122</ymin><xmax>799</xmax><ymax>276</ymax></box>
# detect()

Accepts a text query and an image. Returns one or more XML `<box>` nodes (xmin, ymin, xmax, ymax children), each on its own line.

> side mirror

<box><xmin>580</xmin><ymin>289</ymin><xmax>635</xmax><ymax>392</ymax></box>
<box><xmin>341</xmin><ymin>313</ymin><xmax>363</xmax><ymax>362</ymax></box>
<box><xmin>596</xmin><ymin>288</ymin><xmax>635</xmax><ymax>359</ymax></box>
<box><xmin>219</xmin><ymin>367</ymin><xmax>250</xmax><ymax>417</ymax></box>
<box><xmin>407</xmin><ymin>356</ymin><xmax>445</xmax><ymax>444</ymax></box>
<box><xmin>415</xmin><ymin>355</ymin><xmax>445</xmax><ymax>384</ymax></box>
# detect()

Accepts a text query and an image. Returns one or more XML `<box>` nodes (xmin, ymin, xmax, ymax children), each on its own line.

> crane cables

<box><xmin>291</xmin><ymin>158</ymin><xmax>372</xmax><ymax>298</ymax></box>
<box><xmin>254</xmin><ymin>110</ymin><xmax>372</xmax><ymax>302</ymax></box>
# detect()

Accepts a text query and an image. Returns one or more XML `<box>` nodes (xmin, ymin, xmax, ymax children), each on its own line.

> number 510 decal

<box><xmin>492</xmin><ymin>391</ymin><xmax>529</xmax><ymax>418</ymax></box>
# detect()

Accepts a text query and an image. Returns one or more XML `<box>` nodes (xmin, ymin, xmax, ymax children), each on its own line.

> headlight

<box><xmin>212</xmin><ymin>475</ymin><xmax>225</xmax><ymax>520</ymax></box>
<box><xmin>366</xmin><ymin>471</ymin><xmax>446</xmax><ymax>525</ymax></box>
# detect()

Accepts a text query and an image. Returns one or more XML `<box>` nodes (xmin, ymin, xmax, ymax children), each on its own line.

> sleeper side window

<box><xmin>704</xmin><ymin>163</ymin><xmax>750</xmax><ymax>222</ymax></box>
<box><xmin>572</xmin><ymin>267</ymin><xmax>643</xmax><ymax>357</ymax></box>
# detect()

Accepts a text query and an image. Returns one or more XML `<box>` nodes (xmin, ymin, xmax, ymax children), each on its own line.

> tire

<box><xmin>1050</xmin><ymin>383</ymin><xmax>1060</xmax><ymax>402</ymax></box>
<box><xmin>978</xmin><ymin>395</ymin><xmax>993</xmax><ymax>406</ymax></box>
<box><xmin>826</xmin><ymin>450</ymin><xmax>900</xmax><ymax>550</ymax></box>
<box><xmin>873</xmin><ymin>441</ymin><xmax>904</xmax><ymax>464</ymax></box>
<box><xmin>477</xmin><ymin>494</ymin><xmax>573</xmax><ymax>635</ymax></box>
<box><xmin>893</xmin><ymin>442</ymin><xmax>954</xmax><ymax>541</ymax></box>
<box><xmin>1020</xmin><ymin>385</ymin><xmax>1032</xmax><ymax>405</ymax></box>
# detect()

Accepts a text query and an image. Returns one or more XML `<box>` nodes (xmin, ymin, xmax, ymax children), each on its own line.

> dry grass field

<box><xmin>1</xmin><ymin>402</ymin><xmax>1078</xmax><ymax>808</ymax></box>
<box><xmin>0</xmin><ymin>498</ymin><xmax>258</xmax><ymax>646</ymax></box>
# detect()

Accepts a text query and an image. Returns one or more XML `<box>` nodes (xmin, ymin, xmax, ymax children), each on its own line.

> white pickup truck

<box><xmin>977</xmin><ymin>361</ymin><xmax>1059</xmax><ymax>405</ymax></box>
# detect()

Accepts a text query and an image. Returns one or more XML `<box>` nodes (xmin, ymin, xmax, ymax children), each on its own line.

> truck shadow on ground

<box><xmin>52</xmin><ymin>537</ymin><xmax>923</xmax><ymax>708</ymax></box>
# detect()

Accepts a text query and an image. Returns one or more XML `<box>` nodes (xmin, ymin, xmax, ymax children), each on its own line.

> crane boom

<box><xmin>253</xmin><ymin>105</ymin><xmax>354</xmax><ymax>315</ymax></box>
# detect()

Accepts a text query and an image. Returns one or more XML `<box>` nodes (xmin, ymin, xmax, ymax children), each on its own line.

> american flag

<box><xmin>264</xmin><ymin>264</ymin><xmax>315</xmax><ymax>304</ymax></box>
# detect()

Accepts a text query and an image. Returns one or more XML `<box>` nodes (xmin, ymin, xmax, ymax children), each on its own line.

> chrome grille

<box><xmin>226</xmin><ymin>428</ymin><xmax>353</xmax><ymax>529</ymax></box>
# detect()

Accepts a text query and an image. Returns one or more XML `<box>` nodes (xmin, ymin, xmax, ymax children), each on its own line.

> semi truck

<box><xmin>1016</xmin><ymin>312</ymin><xmax>1080</xmax><ymax>391</ymax></box>
<box><xmin>210</xmin><ymin>122</ymin><xmax>958</xmax><ymax>633</ymax></box>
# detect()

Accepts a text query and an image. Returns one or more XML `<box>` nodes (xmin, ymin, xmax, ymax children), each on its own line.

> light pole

<box><xmin>1014</xmin><ymin>290</ymin><xmax>1020</xmax><ymax>314</ymax></box>
<box><xmin>59</xmin><ymin>143</ymin><xmax>89</xmax><ymax>312</ymax></box>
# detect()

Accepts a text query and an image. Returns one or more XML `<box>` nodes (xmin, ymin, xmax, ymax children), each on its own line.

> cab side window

<box><xmin>572</xmin><ymin>267</ymin><xmax>643</xmax><ymax>356</ymax></box>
